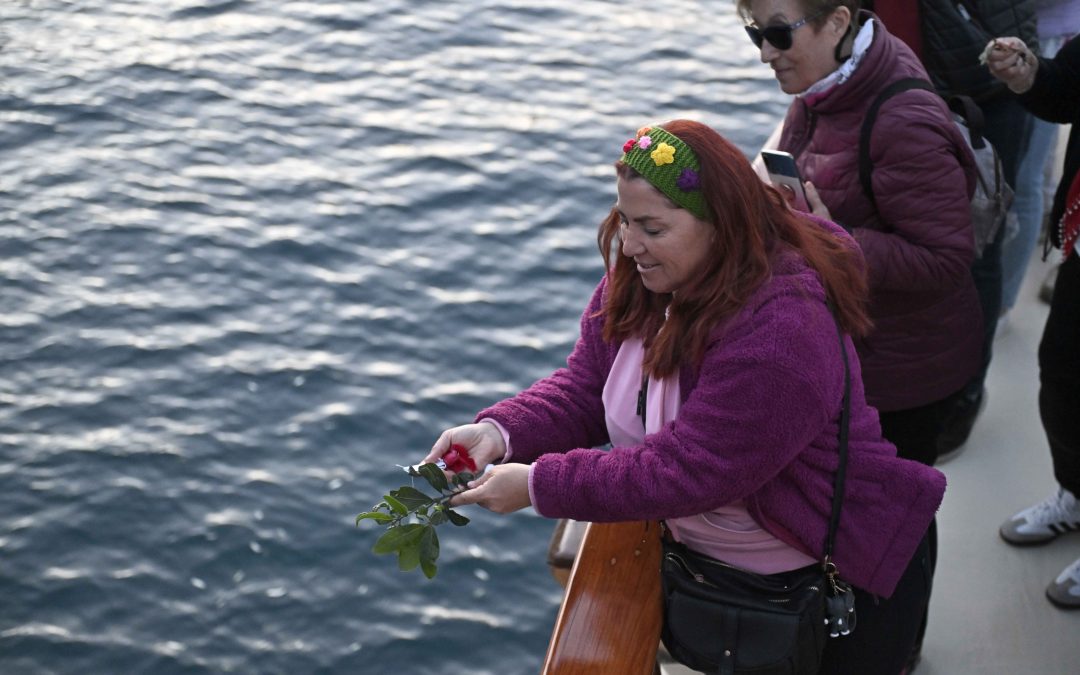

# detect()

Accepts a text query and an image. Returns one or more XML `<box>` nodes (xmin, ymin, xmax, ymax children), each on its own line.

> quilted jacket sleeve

<box><xmin>852</xmin><ymin>90</ymin><xmax>976</xmax><ymax>292</ymax></box>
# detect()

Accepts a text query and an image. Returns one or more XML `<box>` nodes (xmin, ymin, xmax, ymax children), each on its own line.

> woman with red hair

<box><xmin>424</xmin><ymin>120</ymin><xmax>944</xmax><ymax>673</ymax></box>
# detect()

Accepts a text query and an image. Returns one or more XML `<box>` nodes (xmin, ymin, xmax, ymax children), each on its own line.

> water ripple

<box><xmin>0</xmin><ymin>1</ymin><xmax>786</xmax><ymax>673</ymax></box>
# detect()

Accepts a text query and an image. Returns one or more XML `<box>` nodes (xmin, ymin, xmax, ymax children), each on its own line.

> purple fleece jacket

<box><xmin>476</xmin><ymin>226</ymin><xmax>946</xmax><ymax>598</ymax></box>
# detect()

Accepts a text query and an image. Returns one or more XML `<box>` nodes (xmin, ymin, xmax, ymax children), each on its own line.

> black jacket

<box><xmin>1017</xmin><ymin>36</ymin><xmax>1080</xmax><ymax>249</ymax></box>
<box><xmin>920</xmin><ymin>0</ymin><xmax>1039</xmax><ymax>102</ymax></box>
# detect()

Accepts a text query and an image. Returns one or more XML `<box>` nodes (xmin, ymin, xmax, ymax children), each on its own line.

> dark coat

<box><xmin>920</xmin><ymin>0</ymin><xmax>1040</xmax><ymax>102</ymax></box>
<box><xmin>1018</xmin><ymin>35</ymin><xmax>1080</xmax><ymax>247</ymax></box>
<box><xmin>779</xmin><ymin>14</ymin><xmax>983</xmax><ymax>412</ymax></box>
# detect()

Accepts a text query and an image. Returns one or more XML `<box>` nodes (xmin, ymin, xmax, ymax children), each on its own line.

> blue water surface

<box><xmin>0</xmin><ymin>1</ymin><xmax>786</xmax><ymax>673</ymax></box>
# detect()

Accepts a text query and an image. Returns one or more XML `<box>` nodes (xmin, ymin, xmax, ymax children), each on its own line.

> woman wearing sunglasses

<box><xmin>736</xmin><ymin>0</ymin><xmax>984</xmax><ymax>672</ymax></box>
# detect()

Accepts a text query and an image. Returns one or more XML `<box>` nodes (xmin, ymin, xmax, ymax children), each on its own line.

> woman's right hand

<box><xmin>422</xmin><ymin>422</ymin><xmax>507</xmax><ymax>474</ymax></box>
<box><xmin>984</xmin><ymin>37</ymin><xmax>1038</xmax><ymax>94</ymax></box>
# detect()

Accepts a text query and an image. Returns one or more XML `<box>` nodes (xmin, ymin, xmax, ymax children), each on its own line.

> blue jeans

<box><xmin>1001</xmin><ymin>35</ymin><xmax>1068</xmax><ymax>313</ymax></box>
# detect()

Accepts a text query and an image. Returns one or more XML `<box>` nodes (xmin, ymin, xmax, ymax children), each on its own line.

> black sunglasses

<box><xmin>745</xmin><ymin>9</ymin><xmax>827</xmax><ymax>51</ymax></box>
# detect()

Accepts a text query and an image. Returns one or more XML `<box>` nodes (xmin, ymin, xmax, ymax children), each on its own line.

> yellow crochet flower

<box><xmin>651</xmin><ymin>142</ymin><xmax>676</xmax><ymax>166</ymax></box>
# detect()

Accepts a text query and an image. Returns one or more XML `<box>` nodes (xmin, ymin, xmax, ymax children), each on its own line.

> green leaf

<box><xmin>383</xmin><ymin>494</ymin><xmax>408</xmax><ymax>516</ymax></box>
<box><xmin>420</xmin><ymin>525</ymin><xmax>439</xmax><ymax>562</ymax></box>
<box><xmin>419</xmin><ymin>526</ymin><xmax>440</xmax><ymax>579</ymax></box>
<box><xmin>452</xmin><ymin>471</ymin><xmax>475</xmax><ymax>488</ymax></box>
<box><xmin>356</xmin><ymin>511</ymin><xmax>395</xmax><ymax>526</ymax></box>
<box><xmin>417</xmin><ymin>463</ymin><xmax>449</xmax><ymax>492</ymax></box>
<box><xmin>398</xmin><ymin>540</ymin><xmax>421</xmax><ymax>571</ymax></box>
<box><xmin>446</xmin><ymin>509</ymin><xmax>470</xmax><ymax>526</ymax></box>
<box><xmin>372</xmin><ymin>523</ymin><xmax>425</xmax><ymax>555</ymax></box>
<box><xmin>428</xmin><ymin>508</ymin><xmax>448</xmax><ymax>526</ymax></box>
<box><xmin>390</xmin><ymin>485</ymin><xmax>433</xmax><ymax>511</ymax></box>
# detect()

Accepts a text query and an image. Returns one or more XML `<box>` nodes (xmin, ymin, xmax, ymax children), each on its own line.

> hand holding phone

<box><xmin>761</xmin><ymin>150</ymin><xmax>809</xmax><ymax>212</ymax></box>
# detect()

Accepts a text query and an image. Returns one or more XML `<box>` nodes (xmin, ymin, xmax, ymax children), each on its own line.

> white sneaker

<box><xmin>999</xmin><ymin>487</ymin><xmax>1080</xmax><ymax>546</ymax></box>
<box><xmin>1046</xmin><ymin>556</ymin><xmax>1080</xmax><ymax>609</ymax></box>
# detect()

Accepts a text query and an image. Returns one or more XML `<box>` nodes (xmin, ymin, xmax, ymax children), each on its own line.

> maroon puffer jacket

<box><xmin>778</xmin><ymin>13</ymin><xmax>983</xmax><ymax>412</ymax></box>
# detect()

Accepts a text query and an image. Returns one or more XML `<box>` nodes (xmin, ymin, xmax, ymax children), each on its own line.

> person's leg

<box><xmin>875</xmin><ymin>400</ymin><xmax>952</xmax><ymax>669</ymax></box>
<box><xmin>1002</xmin><ymin>117</ymin><xmax>1057</xmax><ymax>314</ymax></box>
<box><xmin>1038</xmin><ymin>254</ymin><xmax>1080</xmax><ymax>608</ymax></box>
<box><xmin>908</xmin><ymin>519</ymin><xmax>936</xmax><ymax>665</ymax></box>
<box><xmin>1039</xmin><ymin>254</ymin><xmax>1080</xmax><ymax>497</ymax></box>
<box><xmin>937</xmin><ymin>98</ymin><xmax>1034</xmax><ymax>454</ymax></box>
<box><xmin>999</xmin><ymin>256</ymin><xmax>1080</xmax><ymax>606</ymax></box>
<box><xmin>972</xmin><ymin>96</ymin><xmax>1031</xmax><ymax>362</ymax></box>
<box><xmin>818</xmin><ymin>532</ymin><xmax>931</xmax><ymax>674</ymax></box>
<box><xmin>878</xmin><ymin>394</ymin><xmax>960</xmax><ymax>467</ymax></box>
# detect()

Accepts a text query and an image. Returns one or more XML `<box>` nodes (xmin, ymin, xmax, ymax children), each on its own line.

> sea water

<box><xmin>0</xmin><ymin>2</ymin><xmax>785</xmax><ymax>673</ymax></box>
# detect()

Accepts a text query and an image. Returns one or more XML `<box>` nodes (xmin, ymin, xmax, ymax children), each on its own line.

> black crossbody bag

<box><xmin>655</xmin><ymin>306</ymin><xmax>857</xmax><ymax>675</ymax></box>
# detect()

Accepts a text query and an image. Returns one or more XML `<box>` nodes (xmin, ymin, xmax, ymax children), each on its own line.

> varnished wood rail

<box><xmin>541</xmin><ymin>520</ymin><xmax>662</xmax><ymax>675</ymax></box>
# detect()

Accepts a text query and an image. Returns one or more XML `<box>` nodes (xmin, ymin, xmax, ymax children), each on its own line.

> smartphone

<box><xmin>760</xmin><ymin>150</ymin><xmax>808</xmax><ymax>211</ymax></box>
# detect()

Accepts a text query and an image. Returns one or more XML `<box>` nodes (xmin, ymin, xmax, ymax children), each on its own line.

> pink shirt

<box><xmin>601</xmin><ymin>339</ymin><xmax>817</xmax><ymax>574</ymax></box>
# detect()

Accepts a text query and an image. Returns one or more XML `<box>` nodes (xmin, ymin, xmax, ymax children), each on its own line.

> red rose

<box><xmin>623</xmin><ymin>139</ymin><xmax>637</xmax><ymax>153</ymax></box>
<box><xmin>443</xmin><ymin>444</ymin><xmax>478</xmax><ymax>473</ymax></box>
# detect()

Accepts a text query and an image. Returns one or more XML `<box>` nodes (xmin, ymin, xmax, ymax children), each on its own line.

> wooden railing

<box><xmin>541</xmin><ymin>520</ymin><xmax>662</xmax><ymax>675</ymax></box>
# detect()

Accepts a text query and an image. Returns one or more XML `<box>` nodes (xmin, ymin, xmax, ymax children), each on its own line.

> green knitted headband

<box><xmin>620</xmin><ymin>125</ymin><xmax>708</xmax><ymax>220</ymax></box>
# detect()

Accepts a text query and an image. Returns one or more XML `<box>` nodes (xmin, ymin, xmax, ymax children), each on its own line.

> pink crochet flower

<box><xmin>637</xmin><ymin>135</ymin><xmax>653</xmax><ymax>150</ymax></box>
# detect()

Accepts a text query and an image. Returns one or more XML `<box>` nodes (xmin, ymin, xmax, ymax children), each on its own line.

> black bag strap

<box><xmin>859</xmin><ymin>79</ymin><xmax>991</xmax><ymax>202</ymax></box>
<box><xmin>858</xmin><ymin>77</ymin><xmax>935</xmax><ymax>211</ymax></box>
<box><xmin>948</xmin><ymin>94</ymin><xmax>988</xmax><ymax>149</ymax></box>
<box><xmin>637</xmin><ymin>373</ymin><xmax>649</xmax><ymax>429</ymax></box>
<box><xmin>823</xmin><ymin>301</ymin><xmax>851</xmax><ymax>563</ymax></box>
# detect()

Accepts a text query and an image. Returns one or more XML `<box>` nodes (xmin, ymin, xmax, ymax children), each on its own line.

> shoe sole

<box><xmin>998</xmin><ymin>526</ymin><xmax>1074</xmax><ymax>547</ymax></box>
<box><xmin>936</xmin><ymin>445</ymin><xmax>966</xmax><ymax>465</ymax></box>
<box><xmin>1045</xmin><ymin>587</ymin><xmax>1080</xmax><ymax>610</ymax></box>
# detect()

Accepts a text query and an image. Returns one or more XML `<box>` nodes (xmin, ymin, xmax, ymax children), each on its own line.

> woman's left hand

<box><xmin>449</xmin><ymin>463</ymin><xmax>532</xmax><ymax>514</ymax></box>
<box><xmin>803</xmin><ymin>181</ymin><xmax>832</xmax><ymax>220</ymax></box>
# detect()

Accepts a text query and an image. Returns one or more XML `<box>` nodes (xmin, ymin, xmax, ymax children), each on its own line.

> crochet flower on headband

<box><xmin>619</xmin><ymin>125</ymin><xmax>708</xmax><ymax>220</ymax></box>
<box><xmin>676</xmin><ymin>167</ymin><xmax>700</xmax><ymax>191</ymax></box>
<box><xmin>651</xmin><ymin>142</ymin><xmax>676</xmax><ymax>166</ymax></box>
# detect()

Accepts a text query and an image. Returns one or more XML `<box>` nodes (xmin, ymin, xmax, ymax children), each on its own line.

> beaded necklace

<box><xmin>1060</xmin><ymin>172</ymin><xmax>1080</xmax><ymax>260</ymax></box>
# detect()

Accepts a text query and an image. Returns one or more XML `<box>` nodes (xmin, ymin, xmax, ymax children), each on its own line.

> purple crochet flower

<box><xmin>676</xmin><ymin>167</ymin><xmax>700</xmax><ymax>191</ymax></box>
